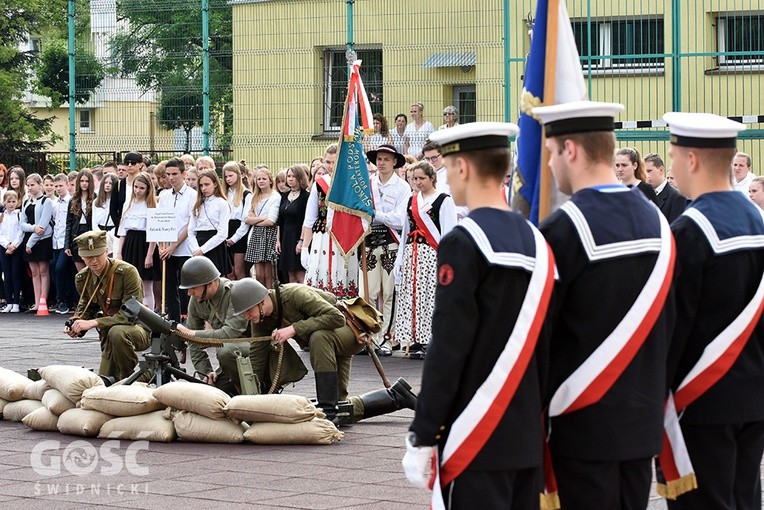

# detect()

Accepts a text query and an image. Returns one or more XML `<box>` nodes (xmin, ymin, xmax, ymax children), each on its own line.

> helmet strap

<box><xmin>256</xmin><ymin>301</ymin><xmax>265</xmax><ymax>323</ymax></box>
<box><xmin>200</xmin><ymin>283</ymin><xmax>209</xmax><ymax>302</ymax></box>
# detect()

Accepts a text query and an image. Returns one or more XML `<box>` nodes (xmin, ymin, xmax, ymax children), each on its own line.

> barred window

<box><xmin>717</xmin><ymin>13</ymin><xmax>764</xmax><ymax>65</ymax></box>
<box><xmin>323</xmin><ymin>48</ymin><xmax>382</xmax><ymax>132</ymax></box>
<box><xmin>572</xmin><ymin>18</ymin><xmax>664</xmax><ymax>71</ymax></box>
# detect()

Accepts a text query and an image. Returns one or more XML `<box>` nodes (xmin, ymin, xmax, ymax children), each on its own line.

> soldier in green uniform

<box><xmin>174</xmin><ymin>256</ymin><xmax>250</xmax><ymax>395</ymax></box>
<box><xmin>230</xmin><ymin>277</ymin><xmax>416</xmax><ymax>423</ymax></box>
<box><xmin>65</xmin><ymin>230</ymin><xmax>151</xmax><ymax>380</ymax></box>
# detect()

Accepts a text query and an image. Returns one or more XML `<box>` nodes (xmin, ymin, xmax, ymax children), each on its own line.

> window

<box><xmin>79</xmin><ymin>110</ymin><xmax>92</xmax><ymax>133</ymax></box>
<box><xmin>717</xmin><ymin>13</ymin><xmax>764</xmax><ymax>65</ymax></box>
<box><xmin>571</xmin><ymin>18</ymin><xmax>664</xmax><ymax>71</ymax></box>
<box><xmin>29</xmin><ymin>36</ymin><xmax>42</xmax><ymax>55</ymax></box>
<box><xmin>323</xmin><ymin>48</ymin><xmax>382</xmax><ymax>132</ymax></box>
<box><xmin>452</xmin><ymin>85</ymin><xmax>476</xmax><ymax>124</ymax></box>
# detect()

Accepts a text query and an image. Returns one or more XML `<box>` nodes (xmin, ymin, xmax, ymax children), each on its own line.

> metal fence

<box><xmin>22</xmin><ymin>0</ymin><xmax>764</xmax><ymax>172</ymax></box>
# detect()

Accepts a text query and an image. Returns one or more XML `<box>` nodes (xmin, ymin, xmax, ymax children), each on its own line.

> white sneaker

<box><xmin>9</xmin><ymin>304</ymin><xmax>20</xmax><ymax>313</ymax></box>
<box><xmin>0</xmin><ymin>304</ymin><xmax>11</xmax><ymax>313</ymax></box>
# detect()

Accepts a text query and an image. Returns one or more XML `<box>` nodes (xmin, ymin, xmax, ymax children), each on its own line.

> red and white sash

<box><xmin>369</xmin><ymin>178</ymin><xmax>401</xmax><ymax>245</ymax></box>
<box><xmin>316</xmin><ymin>175</ymin><xmax>330</xmax><ymax>195</ymax></box>
<box><xmin>410</xmin><ymin>193</ymin><xmax>441</xmax><ymax>250</ymax></box>
<box><xmin>548</xmin><ymin>206</ymin><xmax>675</xmax><ymax>417</ymax></box>
<box><xmin>431</xmin><ymin>220</ymin><xmax>556</xmax><ymax>509</ymax></box>
<box><xmin>657</xmin><ymin>247</ymin><xmax>764</xmax><ymax>498</ymax></box>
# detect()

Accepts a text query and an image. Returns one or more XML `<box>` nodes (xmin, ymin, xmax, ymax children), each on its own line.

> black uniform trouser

<box><xmin>442</xmin><ymin>467</ymin><xmax>541</xmax><ymax>510</ymax></box>
<box><xmin>165</xmin><ymin>255</ymin><xmax>189</xmax><ymax>322</ymax></box>
<box><xmin>551</xmin><ymin>454</ymin><xmax>652</xmax><ymax>510</ymax></box>
<box><xmin>667</xmin><ymin>421</ymin><xmax>764</xmax><ymax>510</ymax></box>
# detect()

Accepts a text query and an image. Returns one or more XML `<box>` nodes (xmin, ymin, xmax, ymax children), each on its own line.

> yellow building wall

<box><xmin>31</xmin><ymin>101</ymin><xmax>175</xmax><ymax>158</ymax></box>
<box><xmin>232</xmin><ymin>0</ymin><xmax>507</xmax><ymax>168</ymax></box>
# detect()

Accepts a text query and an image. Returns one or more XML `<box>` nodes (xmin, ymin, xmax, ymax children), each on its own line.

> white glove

<box><xmin>300</xmin><ymin>247</ymin><xmax>310</xmax><ymax>269</ymax></box>
<box><xmin>402</xmin><ymin>435</ymin><xmax>434</xmax><ymax>489</ymax></box>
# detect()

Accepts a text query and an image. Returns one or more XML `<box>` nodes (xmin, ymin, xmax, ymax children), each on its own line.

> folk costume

<box><xmin>534</xmin><ymin>102</ymin><xmax>675</xmax><ymax>510</ymax></box>
<box><xmin>405</xmin><ymin>123</ymin><xmax>555</xmax><ymax>509</ymax></box>
<box><xmin>303</xmin><ymin>175</ymin><xmax>359</xmax><ymax>298</ymax></box>
<box><xmin>362</xmin><ymin>145</ymin><xmax>411</xmax><ymax>348</ymax></box>
<box><xmin>393</xmin><ymin>190</ymin><xmax>457</xmax><ymax>350</ymax></box>
<box><xmin>660</xmin><ymin>113</ymin><xmax>764</xmax><ymax>509</ymax></box>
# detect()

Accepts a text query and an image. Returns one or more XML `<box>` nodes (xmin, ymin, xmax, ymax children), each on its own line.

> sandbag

<box><xmin>80</xmin><ymin>385</ymin><xmax>163</xmax><ymax>417</ymax></box>
<box><xmin>172</xmin><ymin>410</ymin><xmax>245</xmax><ymax>443</ymax></box>
<box><xmin>0</xmin><ymin>397</ymin><xmax>8</xmax><ymax>418</ymax></box>
<box><xmin>38</xmin><ymin>365</ymin><xmax>104</xmax><ymax>403</ymax></box>
<box><xmin>57</xmin><ymin>408</ymin><xmax>112</xmax><ymax>437</ymax></box>
<box><xmin>2</xmin><ymin>399</ymin><xmax>45</xmax><ymax>422</ymax></box>
<box><xmin>244</xmin><ymin>418</ymin><xmax>343</xmax><ymax>445</ymax></box>
<box><xmin>22</xmin><ymin>379</ymin><xmax>51</xmax><ymax>401</ymax></box>
<box><xmin>42</xmin><ymin>389</ymin><xmax>76</xmax><ymax>416</ymax></box>
<box><xmin>153</xmin><ymin>382</ymin><xmax>230</xmax><ymax>420</ymax></box>
<box><xmin>22</xmin><ymin>407</ymin><xmax>59</xmax><ymax>431</ymax></box>
<box><xmin>224</xmin><ymin>394</ymin><xmax>323</xmax><ymax>424</ymax></box>
<box><xmin>99</xmin><ymin>411</ymin><xmax>176</xmax><ymax>442</ymax></box>
<box><xmin>0</xmin><ymin>367</ymin><xmax>33</xmax><ymax>402</ymax></box>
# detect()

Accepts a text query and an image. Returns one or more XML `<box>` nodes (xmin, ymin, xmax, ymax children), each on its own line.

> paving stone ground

<box><xmin>0</xmin><ymin>312</ymin><xmax>693</xmax><ymax>509</ymax></box>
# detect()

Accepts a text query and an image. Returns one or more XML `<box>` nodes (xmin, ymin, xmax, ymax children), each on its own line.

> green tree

<box><xmin>109</xmin><ymin>0</ymin><xmax>232</xmax><ymax>151</ymax></box>
<box><xmin>33</xmin><ymin>43</ymin><xmax>107</xmax><ymax>108</ymax></box>
<box><xmin>0</xmin><ymin>0</ymin><xmax>68</xmax><ymax>152</ymax></box>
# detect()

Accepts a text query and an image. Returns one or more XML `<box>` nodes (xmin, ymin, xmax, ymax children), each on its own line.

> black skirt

<box><xmin>122</xmin><ymin>229</ymin><xmax>161</xmax><ymax>280</ymax></box>
<box><xmin>196</xmin><ymin>229</ymin><xmax>231</xmax><ymax>275</ymax></box>
<box><xmin>23</xmin><ymin>235</ymin><xmax>53</xmax><ymax>263</ymax></box>
<box><xmin>71</xmin><ymin>223</ymin><xmax>90</xmax><ymax>263</ymax></box>
<box><xmin>227</xmin><ymin>219</ymin><xmax>249</xmax><ymax>254</ymax></box>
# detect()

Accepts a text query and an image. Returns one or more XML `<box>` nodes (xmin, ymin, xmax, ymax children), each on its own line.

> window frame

<box><xmin>79</xmin><ymin>109</ymin><xmax>93</xmax><ymax>133</ymax></box>
<box><xmin>717</xmin><ymin>12</ymin><xmax>764</xmax><ymax>66</ymax></box>
<box><xmin>571</xmin><ymin>17</ymin><xmax>665</xmax><ymax>73</ymax></box>
<box><xmin>322</xmin><ymin>46</ymin><xmax>383</xmax><ymax>134</ymax></box>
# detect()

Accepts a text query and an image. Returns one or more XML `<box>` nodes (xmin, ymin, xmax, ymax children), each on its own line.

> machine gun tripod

<box><xmin>121</xmin><ymin>298</ymin><xmax>203</xmax><ymax>387</ymax></box>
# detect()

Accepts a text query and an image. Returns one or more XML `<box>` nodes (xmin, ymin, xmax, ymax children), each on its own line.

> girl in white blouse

<box><xmin>188</xmin><ymin>169</ymin><xmax>231</xmax><ymax>275</ymax></box>
<box><xmin>244</xmin><ymin>167</ymin><xmax>280</xmax><ymax>288</ymax></box>
<box><xmin>222</xmin><ymin>161</ymin><xmax>252</xmax><ymax>280</ymax></box>
<box><xmin>116</xmin><ymin>172</ymin><xmax>160</xmax><ymax>310</ymax></box>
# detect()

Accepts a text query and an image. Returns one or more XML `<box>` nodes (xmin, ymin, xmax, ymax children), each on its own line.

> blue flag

<box><xmin>513</xmin><ymin>0</ymin><xmax>586</xmax><ymax>225</ymax></box>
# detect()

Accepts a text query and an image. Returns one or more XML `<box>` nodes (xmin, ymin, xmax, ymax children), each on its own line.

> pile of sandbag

<box><xmin>0</xmin><ymin>366</ymin><xmax>343</xmax><ymax>445</ymax></box>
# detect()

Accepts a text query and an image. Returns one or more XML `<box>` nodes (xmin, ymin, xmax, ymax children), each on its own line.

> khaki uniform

<box><xmin>74</xmin><ymin>259</ymin><xmax>151</xmax><ymax>380</ymax></box>
<box><xmin>249</xmin><ymin>283</ymin><xmax>361</xmax><ymax>400</ymax></box>
<box><xmin>187</xmin><ymin>278</ymin><xmax>250</xmax><ymax>393</ymax></box>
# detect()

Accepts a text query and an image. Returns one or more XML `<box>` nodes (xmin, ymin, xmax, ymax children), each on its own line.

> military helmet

<box><xmin>179</xmin><ymin>256</ymin><xmax>220</xmax><ymax>289</ymax></box>
<box><xmin>231</xmin><ymin>278</ymin><xmax>269</xmax><ymax>316</ymax></box>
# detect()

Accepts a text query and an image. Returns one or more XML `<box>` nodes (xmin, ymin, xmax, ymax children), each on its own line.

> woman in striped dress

<box><xmin>394</xmin><ymin>161</ymin><xmax>457</xmax><ymax>359</ymax></box>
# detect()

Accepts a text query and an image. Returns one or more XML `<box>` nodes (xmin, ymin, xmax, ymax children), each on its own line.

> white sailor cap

<box><xmin>532</xmin><ymin>100</ymin><xmax>624</xmax><ymax>138</ymax></box>
<box><xmin>662</xmin><ymin>112</ymin><xmax>745</xmax><ymax>149</ymax></box>
<box><xmin>428</xmin><ymin>122</ymin><xmax>519</xmax><ymax>156</ymax></box>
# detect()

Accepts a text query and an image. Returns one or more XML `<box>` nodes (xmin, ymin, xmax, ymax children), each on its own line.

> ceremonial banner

<box><xmin>512</xmin><ymin>0</ymin><xmax>586</xmax><ymax>225</ymax></box>
<box><xmin>327</xmin><ymin>60</ymin><xmax>375</xmax><ymax>257</ymax></box>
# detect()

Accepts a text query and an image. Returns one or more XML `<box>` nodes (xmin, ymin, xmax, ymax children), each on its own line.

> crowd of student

<box><xmin>0</xmin><ymin>103</ymin><xmax>459</xmax><ymax>330</ymax></box>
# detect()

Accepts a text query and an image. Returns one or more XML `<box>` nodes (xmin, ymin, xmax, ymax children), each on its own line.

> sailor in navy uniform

<box><xmin>662</xmin><ymin>112</ymin><xmax>764</xmax><ymax>510</ymax></box>
<box><xmin>533</xmin><ymin>101</ymin><xmax>675</xmax><ymax>510</ymax></box>
<box><xmin>402</xmin><ymin>122</ymin><xmax>555</xmax><ymax>509</ymax></box>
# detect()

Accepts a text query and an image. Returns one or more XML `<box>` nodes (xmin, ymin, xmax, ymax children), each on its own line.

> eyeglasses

<box><xmin>126</xmin><ymin>161</ymin><xmax>140</xmax><ymax>166</ymax></box>
<box><xmin>423</xmin><ymin>155</ymin><xmax>441</xmax><ymax>162</ymax></box>
<box><xmin>443</xmin><ymin>112</ymin><xmax>455</xmax><ymax>116</ymax></box>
